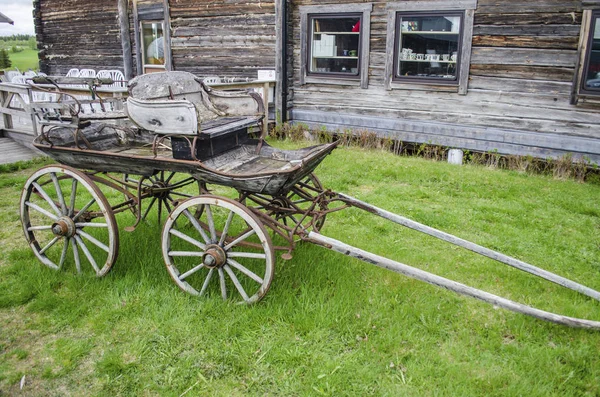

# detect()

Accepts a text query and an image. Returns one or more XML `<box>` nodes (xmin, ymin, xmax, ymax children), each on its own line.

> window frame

<box><xmin>140</xmin><ymin>20</ymin><xmax>167</xmax><ymax>73</ymax></box>
<box><xmin>580</xmin><ymin>10</ymin><xmax>600</xmax><ymax>96</ymax></box>
<box><xmin>392</xmin><ymin>11</ymin><xmax>464</xmax><ymax>85</ymax></box>
<box><xmin>384</xmin><ymin>0</ymin><xmax>477</xmax><ymax>94</ymax></box>
<box><xmin>299</xmin><ymin>4</ymin><xmax>372</xmax><ymax>89</ymax></box>
<box><xmin>306</xmin><ymin>13</ymin><xmax>363</xmax><ymax>80</ymax></box>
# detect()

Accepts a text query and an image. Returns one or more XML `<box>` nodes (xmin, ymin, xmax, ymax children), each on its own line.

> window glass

<box><xmin>583</xmin><ymin>15</ymin><xmax>600</xmax><ymax>91</ymax></box>
<box><xmin>308</xmin><ymin>15</ymin><xmax>361</xmax><ymax>76</ymax></box>
<box><xmin>142</xmin><ymin>22</ymin><xmax>165</xmax><ymax>67</ymax></box>
<box><xmin>395</xmin><ymin>13</ymin><xmax>462</xmax><ymax>82</ymax></box>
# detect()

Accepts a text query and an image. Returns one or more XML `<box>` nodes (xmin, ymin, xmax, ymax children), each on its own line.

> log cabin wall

<box><xmin>34</xmin><ymin>0</ymin><xmax>125</xmax><ymax>75</ymax></box>
<box><xmin>289</xmin><ymin>0</ymin><xmax>600</xmax><ymax>163</ymax></box>
<box><xmin>168</xmin><ymin>0</ymin><xmax>277</xmax><ymax>79</ymax></box>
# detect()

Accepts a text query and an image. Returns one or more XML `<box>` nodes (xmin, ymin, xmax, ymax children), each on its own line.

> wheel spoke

<box><xmin>73</xmin><ymin>198</ymin><xmax>96</xmax><ymax>222</ymax></box>
<box><xmin>77</xmin><ymin>229</ymin><xmax>110</xmax><ymax>253</ymax></box>
<box><xmin>205</xmin><ymin>204</ymin><xmax>217</xmax><ymax>243</ymax></box>
<box><xmin>179</xmin><ymin>263</ymin><xmax>205</xmax><ymax>281</ymax></box>
<box><xmin>142</xmin><ymin>196</ymin><xmax>157</xmax><ymax>220</ymax></box>
<box><xmin>218</xmin><ymin>211</ymin><xmax>235</xmax><ymax>246</ymax></box>
<box><xmin>224</xmin><ymin>264</ymin><xmax>250</xmax><ymax>301</ymax></box>
<box><xmin>27</xmin><ymin>225</ymin><xmax>53</xmax><ymax>231</ymax></box>
<box><xmin>183</xmin><ymin>209</ymin><xmax>210</xmax><ymax>244</ymax></box>
<box><xmin>227</xmin><ymin>252</ymin><xmax>266</xmax><ymax>259</ymax></box>
<box><xmin>169</xmin><ymin>229</ymin><xmax>206</xmax><ymax>250</ymax></box>
<box><xmin>26</xmin><ymin>201</ymin><xmax>59</xmax><ymax>221</ymax></box>
<box><xmin>158</xmin><ymin>197</ymin><xmax>163</xmax><ymax>223</ymax></box>
<box><xmin>58</xmin><ymin>238</ymin><xmax>69</xmax><ymax>269</ymax></box>
<box><xmin>39</xmin><ymin>236</ymin><xmax>61</xmax><ymax>255</ymax></box>
<box><xmin>227</xmin><ymin>258</ymin><xmax>263</xmax><ymax>284</ymax></box>
<box><xmin>71</xmin><ymin>238</ymin><xmax>81</xmax><ymax>273</ymax></box>
<box><xmin>168</xmin><ymin>251</ymin><xmax>205</xmax><ymax>257</ymax></box>
<box><xmin>74</xmin><ymin>235</ymin><xmax>100</xmax><ymax>273</ymax></box>
<box><xmin>69</xmin><ymin>178</ymin><xmax>77</xmax><ymax>217</ymax></box>
<box><xmin>165</xmin><ymin>172</ymin><xmax>176</xmax><ymax>184</ymax></box>
<box><xmin>199</xmin><ymin>268</ymin><xmax>214</xmax><ymax>296</ymax></box>
<box><xmin>218</xmin><ymin>268</ymin><xmax>227</xmax><ymax>300</ymax></box>
<box><xmin>75</xmin><ymin>222</ymin><xmax>108</xmax><ymax>228</ymax></box>
<box><xmin>32</xmin><ymin>182</ymin><xmax>61</xmax><ymax>216</ymax></box>
<box><xmin>169</xmin><ymin>191</ymin><xmax>194</xmax><ymax>198</ymax></box>
<box><xmin>224</xmin><ymin>229</ymin><xmax>256</xmax><ymax>251</ymax></box>
<box><xmin>50</xmin><ymin>172</ymin><xmax>67</xmax><ymax>215</ymax></box>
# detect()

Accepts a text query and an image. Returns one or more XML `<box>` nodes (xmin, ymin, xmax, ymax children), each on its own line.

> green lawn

<box><xmin>1</xmin><ymin>144</ymin><xmax>599</xmax><ymax>396</ymax></box>
<box><xmin>6</xmin><ymin>49</ymin><xmax>39</xmax><ymax>72</ymax></box>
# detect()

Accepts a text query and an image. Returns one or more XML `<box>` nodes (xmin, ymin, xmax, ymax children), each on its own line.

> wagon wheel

<box><xmin>283</xmin><ymin>173</ymin><xmax>327</xmax><ymax>232</ymax></box>
<box><xmin>249</xmin><ymin>173</ymin><xmax>327</xmax><ymax>235</ymax></box>
<box><xmin>20</xmin><ymin>165</ymin><xmax>119</xmax><ymax>276</ymax></box>
<box><xmin>123</xmin><ymin>171</ymin><xmax>206</xmax><ymax>222</ymax></box>
<box><xmin>162</xmin><ymin>195</ymin><xmax>275</xmax><ymax>304</ymax></box>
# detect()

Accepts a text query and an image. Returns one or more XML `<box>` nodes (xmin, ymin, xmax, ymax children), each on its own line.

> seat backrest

<box><xmin>127</xmin><ymin>71</ymin><xmax>263</xmax><ymax>135</ymax></box>
<box><xmin>66</xmin><ymin>68</ymin><xmax>80</xmax><ymax>77</ymax></box>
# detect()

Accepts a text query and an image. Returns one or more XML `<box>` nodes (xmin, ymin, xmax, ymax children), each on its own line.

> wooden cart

<box><xmin>19</xmin><ymin>72</ymin><xmax>600</xmax><ymax>328</ymax></box>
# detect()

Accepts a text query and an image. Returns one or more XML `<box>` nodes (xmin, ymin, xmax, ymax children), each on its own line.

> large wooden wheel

<box><xmin>162</xmin><ymin>195</ymin><xmax>275</xmax><ymax>304</ymax></box>
<box><xmin>20</xmin><ymin>165</ymin><xmax>119</xmax><ymax>276</ymax></box>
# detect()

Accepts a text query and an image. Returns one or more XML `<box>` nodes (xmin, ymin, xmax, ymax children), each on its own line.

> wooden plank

<box><xmin>0</xmin><ymin>137</ymin><xmax>43</xmax><ymax>164</ymax></box>
<box><xmin>470</xmin><ymin>47</ymin><xmax>577</xmax><ymax>67</ymax></box>
<box><xmin>458</xmin><ymin>9</ymin><xmax>475</xmax><ymax>95</ymax></box>
<box><xmin>118</xmin><ymin>0</ymin><xmax>133</xmax><ymax>80</ymax></box>
<box><xmin>385</xmin><ymin>0</ymin><xmax>478</xmax><ymax>11</ymax></box>
<box><xmin>291</xmin><ymin>109</ymin><xmax>600</xmax><ymax>163</ymax></box>
<box><xmin>474</xmin><ymin>12</ymin><xmax>582</xmax><ymax>26</ymax></box>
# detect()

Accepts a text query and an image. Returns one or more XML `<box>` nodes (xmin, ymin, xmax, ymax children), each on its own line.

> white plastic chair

<box><xmin>5</xmin><ymin>70</ymin><xmax>21</xmax><ymax>82</ymax></box>
<box><xmin>24</xmin><ymin>70</ymin><xmax>37</xmax><ymax>77</ymax></box>
<box><xmin>66</xmin><ymin>68</ymin><xmax>80</xmax><ymax>77</ymax></box>
<box><xmin>203</xmin><ymin>76</ymin><xmax>221</xmax><ymax>85</ymax></box>
<box><xmin>78</xmin><ymin>69</ymin><xmax>96</xmax><ymax>78</ymax></box>
<box><xmin>97</xmin><ymin>70</ymin><xmax>126</xmax><ymax>90</ymax></box>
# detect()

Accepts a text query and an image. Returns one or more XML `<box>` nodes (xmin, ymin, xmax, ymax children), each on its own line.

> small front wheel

<box><xmin>162</xmin><ymin>195</ymin><xmax>275</xmax><ymax>304</ymax></box>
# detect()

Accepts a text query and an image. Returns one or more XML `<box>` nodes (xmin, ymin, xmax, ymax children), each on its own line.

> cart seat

<box><xmin>125</xmin><ymin>71</ymin><xmax>264</xmax><ymax>136</ymax></box>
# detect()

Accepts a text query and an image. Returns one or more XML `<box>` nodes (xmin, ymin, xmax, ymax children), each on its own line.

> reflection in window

<box><xmin>142</xmin><ymin>22</ymin><xmax>165</xmax><ymax>68</ymax></box>
<box><xmin>583</xmin><ymin>14</ymin><xmax>600</xmax><ymax>92</ymax></box>
<box><xmin>308</xmin><ymin>14</ymin><xmax>361</xmax><ymax>77</ymax></box>
<box><xmin>395</xmin><ymin>13</ymin><xmax>462</xmax><ymax>83</ymax></box>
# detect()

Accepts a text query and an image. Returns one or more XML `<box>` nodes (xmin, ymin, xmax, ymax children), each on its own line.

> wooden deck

<box><xmin>0</xmin><ymin>137</ymin><xmax>44</xmax><ymax>164</ymax></box>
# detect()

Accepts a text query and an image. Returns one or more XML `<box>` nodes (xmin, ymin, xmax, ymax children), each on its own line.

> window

<box><xmin>299</xmin><ymin>4</ymin><xmax>372</xmax><ymax>88</ymax></box>
<box><xmin>394</xmin><ymin>12</ymin><xmax>463</xmax><ymax>84</ymax></box>
<box><xmin>141</xmin><ymin>21</ymin><xmax>165</xmax><ymax>73</ymax></box>
<box><xmin>384</xmin><ymin>1</ymin><xmax>476</xmax><ymax>94</ymax></box>
<box><xmin>308</xmin><ymin>14</ymin><xmax>362</xmax><ymax>77</ymax></box>
<box><xmin>581</xmin><ymin>11</ymin><xmax>600</xmax><ymax>94</ymax></box>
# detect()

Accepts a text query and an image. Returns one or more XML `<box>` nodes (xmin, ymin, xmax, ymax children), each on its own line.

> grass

<box><xmin>5</xmin><ymin>49</ymin><xmax>39</xmax><ymax>72</ymax></box>
<box><xmin>1</xmin><ymin>142</ymin><xmax>600</xmax><ymax>396</ymax></box>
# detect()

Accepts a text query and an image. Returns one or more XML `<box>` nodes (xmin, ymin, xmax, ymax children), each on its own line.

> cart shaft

<box><xmin>304</xmin><ymin>193</ymin><xmax>600</xmax><ymax>329</ymax></box>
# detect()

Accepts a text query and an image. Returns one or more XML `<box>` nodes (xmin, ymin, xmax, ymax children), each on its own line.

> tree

<box><xmin>0</xmin><ymin>49</ymin><xmax>12</xmax><ymax>69</ymax></box>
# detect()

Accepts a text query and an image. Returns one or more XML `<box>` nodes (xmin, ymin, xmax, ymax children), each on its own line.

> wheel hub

<box><xmin>51</xmin><ymin>216</ymin><xmax>76</xmax><ymax>237</ymax></box>
<box><xmin>151</xmin><ymin>181</ymin><xmax>171</xmax><ymax>199</ymax></box>
<box><xmin>203</xmin><ymin>244</ymin><xmax>227</xmax><ymax>269</ymax></box>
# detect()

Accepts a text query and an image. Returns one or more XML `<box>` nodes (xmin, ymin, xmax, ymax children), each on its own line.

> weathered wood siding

<box><xmin>290</xmin><ymin>0</ymin><xmax>600</xmax><ymax>161</ymax></box>
<box><xmin>34</xmin><ymin>0</ymin><xmax>125</xmax><ymax>75</ymax></box>
<box><xmin>169</xmin><ymin>0</ymin><xmax>276</xmax><ymax>79</ymax></box>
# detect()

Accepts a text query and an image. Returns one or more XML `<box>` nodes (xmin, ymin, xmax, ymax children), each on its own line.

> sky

<box><xmin>0</xmin><ymin>0</ymin><xmax>34</xmax><ymax>36</ymax></box>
